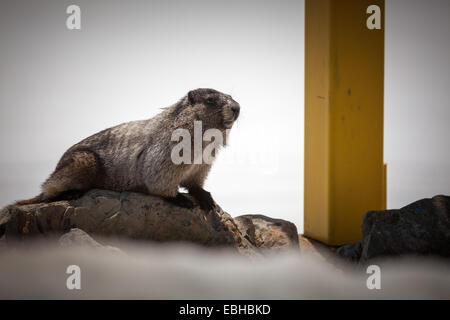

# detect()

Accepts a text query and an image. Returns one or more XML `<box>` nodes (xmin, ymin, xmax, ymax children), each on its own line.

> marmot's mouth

<box><xmin>223</xmin><ymin>120</ymin><xmax>234</xmax><ymax>129</ymax></box>
<box><xmin>222</xmin><ymin>103</ymin><xmax>239</xmax><ymax>129</ymax></box>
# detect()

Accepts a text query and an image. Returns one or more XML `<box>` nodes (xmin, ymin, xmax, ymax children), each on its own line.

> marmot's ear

<box><xmin>188</xmin><ymin>90</ymin><xmax>197</xmax><ymax>105</ymax></box>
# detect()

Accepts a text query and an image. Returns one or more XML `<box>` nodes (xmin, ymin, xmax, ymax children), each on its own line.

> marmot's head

<box><xmin>185</xmin><ymin>88</ymin><xmax>240</xmax><ymax>130</ymax></box>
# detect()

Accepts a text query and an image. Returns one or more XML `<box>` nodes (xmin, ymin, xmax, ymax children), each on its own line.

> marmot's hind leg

<box><xmin>39</xmin><ymin>151</ymin><xmax>99</xmax><ymax>203</ymax></box>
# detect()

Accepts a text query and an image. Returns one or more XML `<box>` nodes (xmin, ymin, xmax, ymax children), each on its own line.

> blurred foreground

<box><xmin>0</xmin><ymin>239</ymin><xmax>448</xmax><ymax>299</ymax></box>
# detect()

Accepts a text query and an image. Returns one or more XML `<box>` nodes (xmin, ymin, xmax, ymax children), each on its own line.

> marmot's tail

<box><xmin>15</xmin><ymin>194</ymin><xmax>44</xmax><ymax>206</ymax></box>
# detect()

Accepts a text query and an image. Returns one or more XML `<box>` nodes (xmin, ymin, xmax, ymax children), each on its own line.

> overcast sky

<box><xmin>384</xmin><ymin>0</ymin><xmax>450</xmax><ymax>209</ymax></box>
<box><xmin>0</xmin><ymin>0</ymin><xmax>304</xmax><ymax>228</ymax></box>
<box><xmin>0</xmin><ymin>0</ymin><xmax>449</xmax><ymax>233</ymax></box>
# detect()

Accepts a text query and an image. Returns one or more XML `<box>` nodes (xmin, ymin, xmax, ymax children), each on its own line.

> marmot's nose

<box><xmin>231</xmin><ymin>104</ymin><xmax>240</xmax><ymax>119</ymax></box>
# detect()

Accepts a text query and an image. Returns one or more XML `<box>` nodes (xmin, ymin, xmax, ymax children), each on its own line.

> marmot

<box><xmin>16</xmin><ymin>88</ymin><xmax>240</xmax><ymax>210</ymax></box>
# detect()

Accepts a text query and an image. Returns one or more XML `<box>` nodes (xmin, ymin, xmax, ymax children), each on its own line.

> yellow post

<box><xmin>304</xmin><ymin>0</ymin><xmax>386</xmax><ymax>245</ymax></box>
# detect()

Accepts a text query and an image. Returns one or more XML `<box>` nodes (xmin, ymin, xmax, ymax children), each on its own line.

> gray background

<box><xmin>0</xmin><ymin>0</ymin><xmax>449</xmax><ymax>232</ymax></box>
<box><xmin>385</xmin><ymin>0</ymin><xmax>450</xmax><ymax>211</ymax></box>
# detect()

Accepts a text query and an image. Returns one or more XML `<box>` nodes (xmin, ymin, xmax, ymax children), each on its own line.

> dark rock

<box><xmin>336</xmin><ymin>242</ymin><xmax>361</xmax><ymax>262</ymax></box>
<box><xmin>338</xmin><ymin>195</ymin><xmax>450</xmax><ymax>262</ymax></box>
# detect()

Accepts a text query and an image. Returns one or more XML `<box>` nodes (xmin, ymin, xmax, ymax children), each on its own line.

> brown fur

<box><xmin>16</xmin><ymin>89</ymin><xmax>240</xmax><ymax>210</ymax></box>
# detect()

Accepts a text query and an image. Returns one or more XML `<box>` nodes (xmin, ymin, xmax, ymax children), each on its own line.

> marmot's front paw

<box><xmin>198</xmin><ymin>195</ymin><xmax>215</xmax><ymax>211</ymax></box>
<box><xmin>188</xmin><ymin>187</ymin><xmax>216</xmax><ymax>211</ymax></box>
<box><xmin>165</xmin><ymin>193</ymin><xmax>194</xmax><ymax>209</ymax></box>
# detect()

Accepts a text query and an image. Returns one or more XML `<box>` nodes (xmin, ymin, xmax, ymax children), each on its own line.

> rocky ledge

<box><xmin>0</xmin><ymin>189</ymin><xmax>299</xmax><ymax>257</ymax></box>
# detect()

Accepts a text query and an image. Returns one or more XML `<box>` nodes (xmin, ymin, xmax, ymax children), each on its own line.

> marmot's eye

<box><xmin>206</xmin><ymin>98</ymin><xmax>215</xmax><ymax>105</ymax></box>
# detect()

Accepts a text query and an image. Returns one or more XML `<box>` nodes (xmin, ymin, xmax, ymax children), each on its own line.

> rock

<box><xmin>59</xmin><ymin>228</ymin><xmax>104</xmax><ymax>248</ymax></box>
<box><xmin>336</xmin><ymin>242</ymin><xmax>361</xmax><ymax>263</ymax></box>
<box><xmin>58</xmin><ymin>228</ymin><xmax>125</xmax><ymax>255</ymax></box>
<box><xmin>337</xmin><ymin>195</ymin><xmax>450</xmax><ymax>262</ymax></box>
<box><xmin>0</xmin><ymin>190</ymin><xmax>246</xmax><ymax>251</ymax></box>
<box><xmin>234</xmin><ymin>214</ymin><xmax>299</xmax><ymax>252</ymax></box>
<box><xmin>0</xmin><ymin>189</ymin><xmax>297</xmax><ymax>256</ymax></box>
<box><xmin>298</xmin><ymin>235</ymin><xmax>337</xmax><ymax>261</ymax></box>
